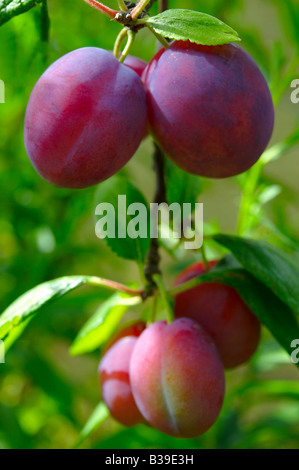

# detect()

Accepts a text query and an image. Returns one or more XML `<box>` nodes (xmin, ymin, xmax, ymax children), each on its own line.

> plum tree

<box><xmin>99</xmin><ymin>335</ymin><xmax>145</xmax><ymax>427</ymax></box>
<box><xmin>130</xmin><ymin>318</ymin><xmax>225</xmax><ymax>438</ymax></box>
<box><xmin>24</xmin><ymin>47</ymin><xmax>147</xmax><ymax>189</ymax></box>
<box><xmin>143</xmin><ymin>40</ymin><xmax>274</xmax><ymax>178</ymax></box>
<box><xmin>174</xmin><ymin>261</ymin><xmax>261</xmax><ymax>368</ymax></box>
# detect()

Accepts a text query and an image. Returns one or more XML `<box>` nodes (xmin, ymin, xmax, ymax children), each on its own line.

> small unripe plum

<box><xmin>99</xmin><ymin>336</ymin><xmax>145</xmax><ymax>427</ymax></box>
<box><xmin>130</xmin><ymin>318</ymin><xmax>225</xmax><ymax>438</ymax></box>
<box><xmin>174</xmin><ymin>261</ymin><xmax>261</xmax><ymax>368</ymax></box>
<box><xmin>24</xmin><ymin>47</ymin><xmax>147</xmax><ymax>188</ymax></box>
<box><xmin>143</xmin><ymin>41</ymin><xmax>274</xmax><ymax>178</ymax></box>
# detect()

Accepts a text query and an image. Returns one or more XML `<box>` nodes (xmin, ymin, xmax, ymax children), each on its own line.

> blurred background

<box><xmin>0</xmin><ymin>0</ymin><xmax>299</xmax><ymax>449</ymax></box>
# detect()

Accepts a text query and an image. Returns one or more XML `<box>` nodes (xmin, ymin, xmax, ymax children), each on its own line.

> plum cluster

<box><xmin>24</xmin><ymin>41</ymin><xmax>274</xmax><ymax>188</ymax></box>
<box><xmin>99</xmin><ymin>261</ymin><xmax>260</xmax><ymax>438</ymax></box>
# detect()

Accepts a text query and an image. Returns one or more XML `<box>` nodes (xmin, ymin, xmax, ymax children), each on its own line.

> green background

<box><xmin>0</xmin><ymin>0</ymin><xmax>298</xmax><ymax>449</ymax></box>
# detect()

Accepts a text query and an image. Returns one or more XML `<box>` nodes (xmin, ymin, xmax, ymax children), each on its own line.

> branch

<box><xmin>143</xmin><ymin>144</ymin><xmax>167</xmax><ymax>293</ymax></box>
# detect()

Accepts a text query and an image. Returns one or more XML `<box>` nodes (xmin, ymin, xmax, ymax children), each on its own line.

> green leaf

<box><xmin>262</xmin><ymin>127</ymin><xmax>299</xmax><ymax>165</ymax></box>
<box><xmin>94</xmin><ymin>175</ymin><xmax>151</xmax><ymax>263</ymax></box>
<box><xmin>213</xmin><ymin>234</ymin><xmax>299</xmax><ymax>315</ymax></box>
<box><xmin>145</xmin><ymin>9</ymin><xmax>240</xmax><ymax>46</ymax></box>
<box><xmin>70</xmin><ymin>292</ymin><xmax>141</xmax><ymax>356</ymax></box>
<box><xmin>0</xmin><ymin>0</ymin><xmax>42</xmax><ymax>26</ymax></box>
<box><xmin>165</xmin><ymin>159</ymin><xmax>201</xmax><ymax>208</ymax></box>
<box><xmin>74</xmin><ymin>402</ymin><xmax>110</xmax><ymax>448</ymax></box>
<box><xmin>197</xmin><ymin>266</ymin><xmax>299</xmax><ymax>364</ymax></box>
<box><xmin>0</xmin><ymin>276</ymin><xmax>93</xmax><ymax>341</ymax></box>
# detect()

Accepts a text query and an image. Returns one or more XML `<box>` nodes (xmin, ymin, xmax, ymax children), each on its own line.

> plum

<box><xmin>24</xmin><ymin>47</ymin><xmax>147</xmax><ymax>188</ymax></box>
<box><xmin>143</xmin><ymin>41</ymin><xmax>274</xmax><ymax>178</ymax></box>
<box><xmin>174</xmin><ymin>261</ymin><xmax>261</xmax><ymax>368</ymax></box>
<box><xmin>130</xmin><ymin>318</ymin><xmax>225</xmax><ymax>438</ymax></box>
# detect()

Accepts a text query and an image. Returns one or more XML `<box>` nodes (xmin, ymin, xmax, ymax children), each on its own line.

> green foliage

<box><xmin>214</xmin><ymin>235</ymin><xmax>299</xmax><ymax>314</ymax></box>
<box><xmin>0</xmin><ymin>277</ymin><xmax>92</xmax><ymax>341</ymax></box>
<box><xmin>70</xmin><ymin>292</ymin><xmax>141</xmax><ymax>356</ymax></box>
<box><xmin>0</xmin><ymin>0</ymin><xmax>42</xmax><ymax>26</ymax></box>
<box><xmin>194</xmin><ymin>261</ymin><xmax>299</xmax><ymax>362</ymax></box>
<box><xmin>75</xmin><ymin>402</ymin><xmax>109</xmax><ymax>448</ymax></box>
<box><xmin>94</xmin><ymin>175</ymin><xmax>151</xmax><ymax>263</ymax></box>
<box><xmin>165</xmin><ymin>159</ymin><xmax>202</xmax><ymax>208</ymax></box>
<box><xmin>0</xmin><ymin>0</ymin><xmax>299</xmax><ymax>451</ymax></box>
<box><xmin>146</xmin><ymin>9</ymin><xmax>240</xmax><ymax>45</ymax></box>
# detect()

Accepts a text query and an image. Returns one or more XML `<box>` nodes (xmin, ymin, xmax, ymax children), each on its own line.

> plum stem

<box><xmin>119</xmin><ymin>30</ymin><xmax>136</xmax><ymax>62</ymax></box>
<box><xmin>113</xmin><ymin>28</ymin><xmax>128</xmax><ymax>59</ymax></box>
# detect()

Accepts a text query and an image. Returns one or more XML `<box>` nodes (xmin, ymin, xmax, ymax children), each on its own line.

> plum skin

<box><xmin>99</xmin><ymin>335</ymin><xmax>145</xmax><ymax>427</ymax></box>
<box><xmin>174</xmin><ymin>261</ymin><xmax>261</xmax><ymax>369</ymax></box>
<box><xmin>130</xmin><ymin>318</ymin><xmax>225</xmax><ymax>438</ymax></box>
<box><xmin>123</xmin><ymin>55</ymin><xmax>148</xmax><ymax>78</ymax></box>
<box><xmin>143</xmin><ymin>41</ymin><xmax>274</xmax><ymax>178</ymax></box>
<box><xmin>24</xmin><ymin>47</ymin><xmax>147</xmax><ymax>189</ymax></box>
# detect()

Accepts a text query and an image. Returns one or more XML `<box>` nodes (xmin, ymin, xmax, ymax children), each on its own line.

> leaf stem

<box><xmin>168</xmin><ymin>278</ymin><xmax>199</xmax><ymax>297</ymax></box>
<box><xmin>200</xmin><ymin>244</ymin><xmax>210</xmax><ymax>271</ymax></box>
<box><xmin>145</xmin><ymin>23</ymin><xmax>169</xmax><ymax>49</ymax></box>
<box><xmin>82</xmin><ymin>0</ymin><xmax>118</xmax><ymax>18</ymax></box>
<box><xmin>87</xmin><ymin>276</ymin><xmax>143</xmax><ymax>297</ymax></box>
<box><xmin>130</xmin><ymin>0</ymin><xmax>152</xmax><ymax>20</ymax></box>
<box><xmin>117</xmin><ymin>0</ymin><xmax>128</xmax><ymax>11</ymax></box>
<box><xmin>152</xmin><ymin>274</ymin><xmax>174</xmax><ymax>324</ymax></box>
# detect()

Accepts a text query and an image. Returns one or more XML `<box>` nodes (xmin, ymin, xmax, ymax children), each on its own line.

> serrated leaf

<box><xmin>146</xmin><ymin>9</ymin><xmax>240</xmax><ymax>46</ymax></box>
<box><xmin>0</xmin><ymin>0</ymin><xmax>42</xmax><ymax>26</ymax></box>
<box><xmin>70</xmin><ymin>292</ymin><xmax>141</xmax><ymax>356</ymax></box>
<box><xmin>94</xmin><ymin>175</ymin><xmax>151</xmax><ymax>263</ymax></box>
<box><xmin>0</xmin><ymin>276</ymin><xmax>94</xmax><ymax>341</ymax></box>
<box><xmin>196</xmin><ymin>266</ymin><xmax>299</xmax><ymax>364</ymax></box>
<box><xmin>74</xmin><ymin>402</ymin><xmax>109</xmax><ymax>448</ymax></box>
<box><xmin>213</xmin><ymin>234</ymin><xmax>299</xmax><ymax>315</ymax></box>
